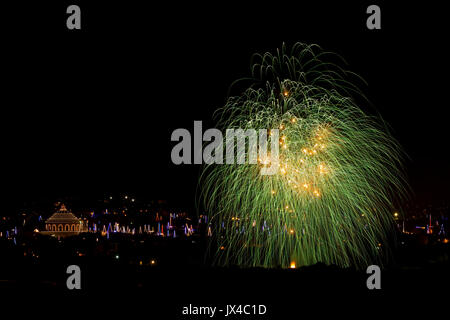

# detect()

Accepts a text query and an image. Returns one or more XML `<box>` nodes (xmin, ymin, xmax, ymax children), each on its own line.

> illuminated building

<box><xmin>40</xmin><ymin>204</ymin><xmax>86</xmax><ymax>238</ymax></box>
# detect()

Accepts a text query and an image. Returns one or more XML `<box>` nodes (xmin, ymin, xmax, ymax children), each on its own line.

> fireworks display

<box><xmin>200</xmin><ymin>43</ymin><xmax>408</xmax><ymax>269</ymax></box>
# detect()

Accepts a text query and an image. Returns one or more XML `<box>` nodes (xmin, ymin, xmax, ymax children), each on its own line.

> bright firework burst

<box><xmin>200</xmin><ymin>43</ymin><xmax>408</xmax><ymax>269</ymax></box>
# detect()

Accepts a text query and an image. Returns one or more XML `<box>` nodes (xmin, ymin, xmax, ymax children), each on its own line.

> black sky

<box><xmin>2</xmin><ymin>1</ymin><xmax>449</xmax><ymax>211</ymax></box>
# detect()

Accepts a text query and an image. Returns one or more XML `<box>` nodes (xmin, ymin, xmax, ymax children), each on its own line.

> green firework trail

<box><xmin>200</xmin><ymin>43</ymin><xmax>408</xmax><ymax>269</ymax></box>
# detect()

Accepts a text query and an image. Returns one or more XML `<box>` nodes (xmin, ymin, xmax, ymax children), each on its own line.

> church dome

<box><xmin>46</xmin><ymin>204</ymin><xmax>81</xmax><ymax>224</ymax></box>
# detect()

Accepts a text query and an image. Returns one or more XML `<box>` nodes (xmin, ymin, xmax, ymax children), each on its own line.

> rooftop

<box><xmin>46</xmin><ymin>204</ymin><xmax>81</xmax><ymax>224</ymax></box>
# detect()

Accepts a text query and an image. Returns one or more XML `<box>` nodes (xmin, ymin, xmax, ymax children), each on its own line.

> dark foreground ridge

<box><xmin>1</xmin><ymin>235</ymin><xmax>449</xmax><ymax>319</ymax></box>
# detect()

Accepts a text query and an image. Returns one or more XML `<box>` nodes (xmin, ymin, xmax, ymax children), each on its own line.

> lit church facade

<box><xmin>41</xmin><ymin>204</ymin><xmax>87</xmax><ymax>237</ymax></box>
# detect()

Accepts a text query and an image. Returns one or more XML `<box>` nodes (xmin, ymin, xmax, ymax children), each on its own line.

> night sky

<box><xmin>2</xmin><ymin>1</ymin><xmax>449</xmax><ymax>212</ymax></box>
